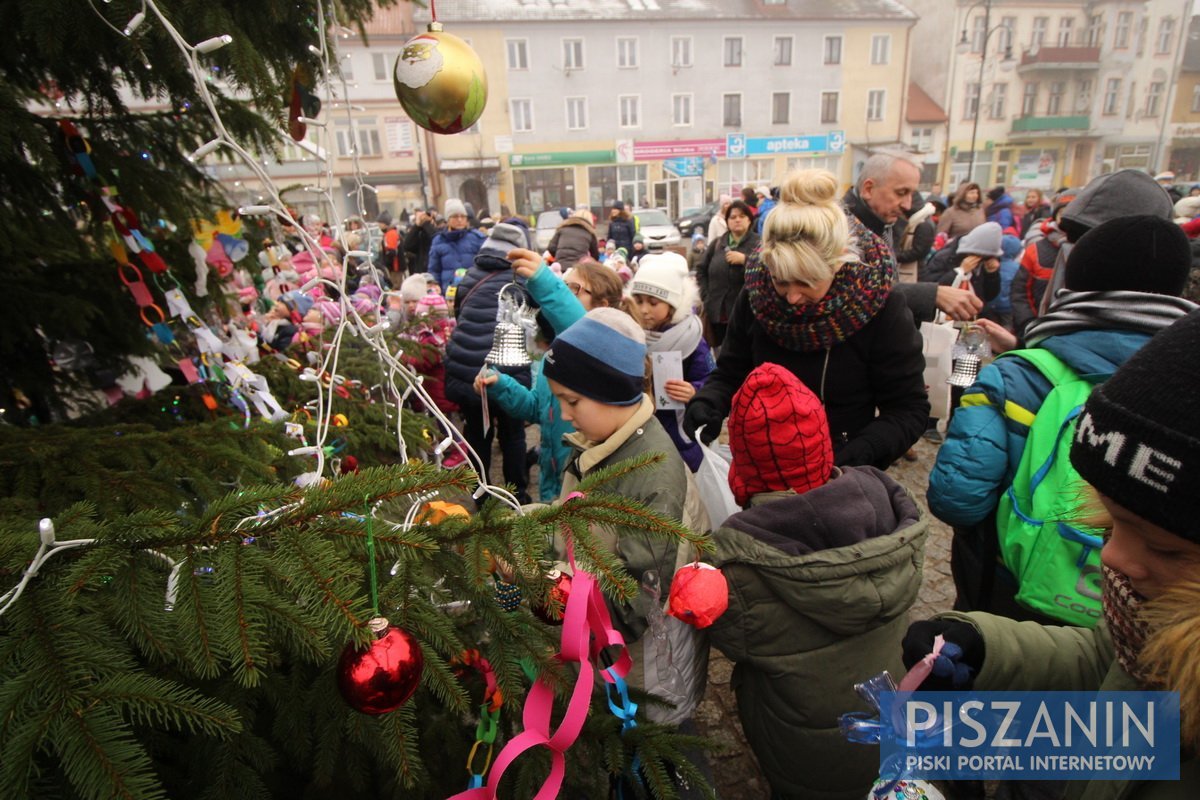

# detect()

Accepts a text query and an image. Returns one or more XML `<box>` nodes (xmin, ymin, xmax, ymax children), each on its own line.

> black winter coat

<box><xmin>696</xmin><ymin>231</ymin><xmax>760</xmax><ymax>324</ymax></box>
<box><xmin>547</xmin><ymin>217</ymin><xmax>598</xmax><ymax>269</ymax></box>
<box><xmin>920</xmin><ymin>239</ymin><xmax>1001</xmax><ymax>303</ymax></box>
<box><xmin>403</xmin><ymin>219</ymin><xmax>437</xmax><ymax>275</ymax></box>
<box><xmin>692</xmin><ymin>289</ymin><xmax>929</xmax><ymax>469</ymax></box>
<box><xmin>606</xmin><ymin>215</ymin><xmax>636</xmax><ymax>255</ymax></box>
<box><xmin>444</xmin><ymin>255</ymin><xmax>532</xmax><ymax>409</ymax></box>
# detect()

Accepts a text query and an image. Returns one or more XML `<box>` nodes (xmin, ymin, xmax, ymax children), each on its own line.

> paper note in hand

<box><xmin>652</xmin><ymin>350</ymin><xmax>685</xmax><ymax>410</ymax></box>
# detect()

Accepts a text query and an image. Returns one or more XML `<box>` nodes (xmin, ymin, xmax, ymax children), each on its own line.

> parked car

<box><xmin>633</xmin><ymin>208</ymin><xmax>682</xmax><ymax>249</ymax></box>
<box><xmin>534</xmin><ymin>210</ymin><xmax>563</xmax><ymax>251</ymax></box>
<box><xmin>675</xmin><ymin>201</ymin><xmax>720</xmax><ymax>238</ymax></box>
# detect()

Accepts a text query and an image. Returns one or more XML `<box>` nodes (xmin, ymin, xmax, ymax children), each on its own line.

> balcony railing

<box><xmin>1018</xmin><ymin>46</ymin><xmax>1102</xmax><ymax>71</ymax></box>
<box><xmin>1011</xmin><ymin>115</ymin><xmax>1091</xmax><ymax>134</ymax></box>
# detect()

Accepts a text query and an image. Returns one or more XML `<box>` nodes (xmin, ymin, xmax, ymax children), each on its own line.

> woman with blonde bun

<box><xmin>682</xmin><ymin>169</ymin><xmax>929</xmax><ymax>469</ymax></box>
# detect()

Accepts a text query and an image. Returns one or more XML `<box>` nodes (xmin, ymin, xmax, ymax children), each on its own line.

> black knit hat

<box><xmin>1070</xmin><ymin>309</ymin><xmax>1200</xmax><ymax>542</ymax></box>
<box><xmin>1063</xmin><ymin>216</ymin><xmax>1191</xmax><ymax>296</ymax></box>
<box><xmin>987</xmin><ymin>185</ymin><xmax>1006</xmax><ymax>202</ymax></box>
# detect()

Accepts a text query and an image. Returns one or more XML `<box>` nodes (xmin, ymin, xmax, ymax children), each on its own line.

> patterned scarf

<box><xmin>744</xmin><ymin>215</ymin><xmax>895</xmax><ymax>352</ymax></box>
<box><xmin>1103</xmin><ymin>565</ymin><xmax>1155</xmax><ymax>686</ymax></box>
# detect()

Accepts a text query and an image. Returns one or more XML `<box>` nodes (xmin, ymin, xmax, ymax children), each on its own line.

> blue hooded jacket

<box><xmin>428</xmin><ymin>227</ymin><xmax>486</xmax><ymax>294</ymax></box>
<box><xmin>927</xmin><ymin>329</ymin><xmax>1152</xmax><ymax>527</ymax></box>
<box><xmin>986</xmin><ymin>193</ymin><xmax>1015</xmax><ymax>231</ymax></box>
<box><xmin>986</xmin><ymin>234</ymin><xmax>1023</xmax><ymax>315</ymax></box>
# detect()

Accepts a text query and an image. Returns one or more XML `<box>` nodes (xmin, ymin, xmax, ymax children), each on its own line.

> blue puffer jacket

<box><xmin>986</xmin><ymin>193</ymin><xmax>1015</xmax><ymax>231</ymax></box>
<box><xmin>927</xmin><ymin>329</ymin><xmax>1151</xmax><ymax>527</ymax></box>
<box><xmin>986</xmin><ymin>234</ymin><xmax>1024</xmax><ymax>316</ymax></box>
<box><xmin>429</xmin><ymin>228</ymin><xmax>486</xmax><ymax>294</ymax></box>
<box><xmin>486</xmin><ymin>262</ymin><xmax>585</xmax><ymax>500</ymax></box>
<box><xmin>444</xmin><ymin>253</ymin><xmax>532</xmax><ymax>409</ymax></box>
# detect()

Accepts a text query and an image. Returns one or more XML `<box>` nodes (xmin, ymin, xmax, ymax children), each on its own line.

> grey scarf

<box><xmin>1025</xmin><ymin>289</ymin><xmax>1197</xmax><ymax>347</ymax></box>
<box><xmin>643</xmin><ymin>314</ymin><xmax>704</xmax><ymax>357</ymax></box>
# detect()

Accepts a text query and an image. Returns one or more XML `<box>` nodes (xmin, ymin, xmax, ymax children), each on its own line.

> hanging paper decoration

<box><xmin>667</xmin><ymin>562</ymin><xmax>729</xmax><ymax>629</ymax></box>
<box><xmin>288</xmin><ymin>64</ymin><xmax>322</xmax><ymax>142</ymax></box>
<box><xmin>393</xmin><ymin>22</ymin><xmax>487</xmax><ymax>135</ymax></box>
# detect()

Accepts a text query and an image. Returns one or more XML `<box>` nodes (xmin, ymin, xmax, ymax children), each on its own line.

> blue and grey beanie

<box><xmin>543</xmin><ymin>307</ymin><xmax>646</xmax><ymax>406</ymax></box>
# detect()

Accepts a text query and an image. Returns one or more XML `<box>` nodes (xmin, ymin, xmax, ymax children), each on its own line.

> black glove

<box><xmin>681</xmin><ymin>399</ymin><xmax>723</xmax><ymax>445</ymax></box>
<box><xmin>901</xmin><ymin>619</ymin><xmax>985</xmax><ymax>691</ymax></box>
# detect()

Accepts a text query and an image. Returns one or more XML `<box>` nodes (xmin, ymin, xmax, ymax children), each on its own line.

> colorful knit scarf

<box><xmin>744</xmin><ymin>215</ymin><xmax>894</xmax><ymax>352</ymax></box>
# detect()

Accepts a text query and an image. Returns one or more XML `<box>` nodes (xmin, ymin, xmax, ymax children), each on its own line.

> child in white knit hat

<box><xmin>628</xmin><ymin>252</ymin><xmax>715</xmax><ymax>472</ymax></box>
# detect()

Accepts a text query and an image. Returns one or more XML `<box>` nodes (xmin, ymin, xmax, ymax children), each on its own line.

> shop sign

<box><xmin>633</xmin><ymin>138</ymin><xmax>726</xmax><ymax>161</ymax></box>
<box><xmin>509</xmin><ymin>150</ymin><xmax>614</xmax><ymax>167</ymax></box>
<box><xmin>742</xmin><ymin>131</ymin><xmax>846</xmax><ymax>156</ymax></box>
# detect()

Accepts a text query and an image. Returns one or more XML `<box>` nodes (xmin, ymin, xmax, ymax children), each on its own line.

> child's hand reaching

<box><xmin>473</xmin><ymin>370</ymin><xmax>499</xmax><ymax>396</ymax></box>
<box><xmin>664</xmin><ymin>379</ymin><xmax>695</xmax><ymax>403</ymax></box>
<box><xmin>508</xmin><ymin>248</ymin><xmax>543</xmax><ymax>279</ymax></box>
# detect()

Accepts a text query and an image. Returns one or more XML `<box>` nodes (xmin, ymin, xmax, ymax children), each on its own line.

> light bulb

<box><xmin>237</xmin><ymin>205</ymin><xmax>274</xmax><ymax>216</ymax></box>
<box><xmin>187</xmin><ymin>139</ymin><xmax>222</xmax><ymax>162</ymax></box>
<box><xmin>195</xmin><ymin>35</ymin><xmax>233</xmax><ymax>54</ymax></box>
<box><xmin>123</xmin><ymin>10</ymin><xmax>145</xmax><ymax>36</ymax></box>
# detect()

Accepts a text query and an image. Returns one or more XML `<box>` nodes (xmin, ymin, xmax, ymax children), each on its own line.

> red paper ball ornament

<box><xmin>667</xmin><ymin>563</ymin><xmax>729</xmax><ymax>629</ymax></box>
<box><xmin>532</xmin><ymin>570</ymin><xmax>573</xmax><ymax>625</ymax></box>
<box><xmin>337</xmin><ymin>617</ymin><xmax>424</xmax><ymax>715</ymax></box>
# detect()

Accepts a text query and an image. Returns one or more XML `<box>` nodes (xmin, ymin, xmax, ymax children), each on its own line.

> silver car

<box><xmin>534</xmin><ymin>210</ymin><xmax>563</xmax><ymax>251</ymax></box>
<box><xmin>633</xmin><ymin>208</ymin><xmax>682</xmax><ymax>249</ymax></box>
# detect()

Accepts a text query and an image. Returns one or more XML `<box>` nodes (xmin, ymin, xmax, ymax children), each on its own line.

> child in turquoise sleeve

<box><xmin>474</xmin><ymin>255</ymin><xmax>625</xmax><ymax>500</ymax></box>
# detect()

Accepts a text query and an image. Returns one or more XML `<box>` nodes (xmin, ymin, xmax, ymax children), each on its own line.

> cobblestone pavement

<box><xmin>506</xmin><ymin>428</ymin><xmax>955</xmax><ymax>799</ymax></box>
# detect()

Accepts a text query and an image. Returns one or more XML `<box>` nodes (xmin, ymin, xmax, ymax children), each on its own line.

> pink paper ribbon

<box><xmin>897</xmin><ymin>634</ymin><xmax>945</xmax><ymax>693</ymax></box>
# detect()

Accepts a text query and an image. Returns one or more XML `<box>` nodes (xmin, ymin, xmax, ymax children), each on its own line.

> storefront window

<box><xmin>512</xmin><ymin>167</ymin><xmax>575</xmax><ymax>216</ymax></box>
<box><xmin>587</xmin><ymin>165</ymin><xmax>648</xmax><ymax>215</ymax></box>
<box><xmin>718</xmin><ymin>159</ymin><xmax>774</xmax><ymax>198</ymax></box>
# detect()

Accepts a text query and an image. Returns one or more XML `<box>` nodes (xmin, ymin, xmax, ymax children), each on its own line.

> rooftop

<box><xmin>413</xmin><ymin>0</ymin><xmax>917</xmax><ymax>23</ymax></box>
<box><xmin>907</xmin><ymin>81</ymin><xmax>946</xmax><ymax>123</ymax></box>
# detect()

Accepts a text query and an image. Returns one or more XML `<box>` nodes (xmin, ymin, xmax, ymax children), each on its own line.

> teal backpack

<box><xmin>995</xmin><ymin>348</ymin><xmax>1106</xmax><ymax>627</ymax></box>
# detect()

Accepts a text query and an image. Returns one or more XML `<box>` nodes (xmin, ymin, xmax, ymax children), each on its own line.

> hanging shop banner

<box><xmin>740</xmin><ymin>131</ymin><xmax>846</xmax><ymax>156</ymax></box>
<box><xmin>662</xmin><ymin>157</ymin><xmax>707</xmax><ymax>177</ymax></box>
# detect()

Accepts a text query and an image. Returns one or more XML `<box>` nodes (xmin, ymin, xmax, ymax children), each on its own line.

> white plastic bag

<box><xmin>920</xmin><ymin>320</ymin><xmax>958</xmax><ymax>423</ymax></box>
<box><xmin>693</xmin><ymin>428</ymin><xmax>741</xmax><ymax>527</ymax></box>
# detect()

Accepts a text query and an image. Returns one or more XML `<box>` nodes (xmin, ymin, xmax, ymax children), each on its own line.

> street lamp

<box><xmin>957</xmin><ymin>0</ymin><xmax>1016</xmax><ymax>185</ymax></box>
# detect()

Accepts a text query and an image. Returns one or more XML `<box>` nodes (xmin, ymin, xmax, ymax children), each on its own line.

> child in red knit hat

<box><xmin>705</xmin><ymin>362</ymin><xmax>929</xmax><ymax>799</ymax></box>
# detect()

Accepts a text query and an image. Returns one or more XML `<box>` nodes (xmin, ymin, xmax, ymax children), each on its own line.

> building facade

<box><xmin>905</xmin><ymin>0</ymin><xmax>1192</xmax><ymax>193</ymax></box>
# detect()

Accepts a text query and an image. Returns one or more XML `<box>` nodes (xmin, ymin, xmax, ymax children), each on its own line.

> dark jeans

<box><xmin>462</xmin><ymin>401</ymin><xmax>530</xmax><ymax>503</ymax></box>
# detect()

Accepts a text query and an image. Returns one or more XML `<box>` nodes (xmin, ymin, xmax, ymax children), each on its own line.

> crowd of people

<box><xmin>243</xmin><ymin>160</ymin><xmax>1200</xmax><ymax>798</ymax></box>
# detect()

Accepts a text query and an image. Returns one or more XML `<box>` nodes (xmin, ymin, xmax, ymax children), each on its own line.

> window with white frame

<box><xmin>506</xmin><ymin>39</ymin><xmax>529</xmax><ymax>70</ymax></box>
<box><xmin>1022</xmin><ymin>82</ymin><xmax>1039</xmax><ymax>116</ymax></box>
<box><xmin>1193</xmin><ymin>84</ymin><xmax>1200</xmax><ymax>113</ymax></box>
<box><xmin>671</xmin><ymin>36</ymin><xmax>692</xmax><ymax>68</ymax></box>
<box><xmin>1058</xmin><ymin>17</ymin><xmax>1074</xmax><ymax>47</ymax></box>
<box><xmin>1031</xmin><ymin>17</ymin><xmax>1048</xmax><ymax>48</ymax></box>
<box><xmin>372</xmin><ymin>53</ymin><xmax>396</xmax><ymax>81</ymax></box>
<box><xmin>334</xmin><ymin>118</ymin><xmax>380</xmax><ymax>158</ymax></box>
<box><xmin>724</xmin><ymin>37</ymin><xmax>743</xmax><ymax>67</ymax></box>
<box><xmin>1137</xmin><ymin>17</ymin><xmax>1149</xmax><ymax>56</ymax></box>
<box><xmin>340</xmin><ymin>53</ymin><xmax>355</xmax><ymax>80</ymax></box>
<box><xmin>989</xmin><ymin>83</ymin><xmax>1008</xmax><ymax>119</ymax></box>
<box><xmin>1104</xmin><ymin>78</ymin><xmax>1121</xmax><ymax>115</ymax></box>
<box><xmin>672</xmin><ymin>93</ymin><xmax>693</xmax><ymax>126</ymax></box>
<box><xmin>774</xmin><ymin>36</ymin><xmax>793</xmax><ymax>66</ymax></box>
<box><xmin>723</xmin><ymin>93</ymin><xmax>742</xmax><ymax>126</ymax></box>
<box><xmin>824</xmin><ymin>35</ymin><xmax>842</xmax><ymax>65</ymax></box>
<box><xmin>618</xmin><ymin>95</ymin><xmax>640</xmax><ymax>128</ymax></box>
<box><xmin>1146</xmin><ymin>81</ymin><xmax>1164</xmax><ymax>117</ymax></box>
<box><xmin>1157</xmin><ymin>17</ymin><xmax>1175</xmax><ymax>54</ymax></box>
<box><xmin>511</xmin><ymin>98</ymin><xmax>533</xmax><ymax>132</ymax></box>
<box><xmin>1077</xmin><ymin>79</ymin><xmax>1092</xmax><ymax>110</ymax></box>
<box><xmin>1047</xmin><ymin>81</ymin><xmax>1065</xmax><ymax>114</ymax></box>
<box><xmin>563</xmin><ymin>38</ymin><xmax>584</xmax><ymax>70</ymax></box>
<box><xmin>871</xmin><ymin>34</ymin><xmax>890</xmax><ymax>65</ymax></box>
<box><xmin>787</xmin><ymin>155</ymin><xmax>842</xmax><ymax>174</ymax></box>
<box><xmin>998</xmin><ymin>18</ymin><xmax>1015</xmax><ymax>54</ymax></box>
<box><xmin>821</xmin><ymin>91</ymin><xmax>839</xmax><ymax>123</ymax></box>
<box><xmin>964</xmin><ymin>82</ymin><xmax>980</xmax><ymax>118</ymax></box>
<box><xmin>718</xmin><ymin>159</ymin><xmax>774</xmax><ymax>197</ymax></box>
<box><xmin>617</xmin><ymin>37</ymin><xmax>638</xmax><ymax>68</ymax></box>
<box><xmin>1115</xmin><ymin>11</ymin><xmax>1132</xmax><ymax>48</ymax></box>
<box><xmin>772</xmin><ymin>92</ymin><xmax>790</xmax><ymax>125</ymax></box>
<box><xmin>867</xmin><ymin>89</ymin><xmax>886</xmax><ymax>121</ymax></box>
<box><xmin>909</xmin><ymin>127</ymin><xmax>934</xmax><ymax>153</ymax></box>
<box><xmin>565</xmin><ymin>97</ymin><xmax>587</xmax><ymax>130</ymax></box>
<box><xmin>971</xmin><ymin>15</ymin><xmax>987</xmax><ymax>52</ymax></box>
<box><xmin>1127</xmin><ymin>80</ymin><xmax>1137</xmax><ymax>118</ymax></box>
<box><xmin>1086</xmin><ymin>14</ymin><xmax>1103</xmax><ymax>47</ymax></box>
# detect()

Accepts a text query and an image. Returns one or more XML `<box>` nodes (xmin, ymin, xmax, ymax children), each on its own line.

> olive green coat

<box><xmin>706</xmin><ymin>467</ymin><xmax>928</xmax><ymax>800</ymax></box>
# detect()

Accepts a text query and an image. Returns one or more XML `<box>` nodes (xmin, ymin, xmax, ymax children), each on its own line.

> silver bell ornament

<box><xmin>947</xmin><ymin>353</ymin><xmax>982</xmax><ymax>387</ymax></box>
<box><xmin>485</xmin><ymin>283</ymin><xmax>536</xmax><ymax>367</ymax></box>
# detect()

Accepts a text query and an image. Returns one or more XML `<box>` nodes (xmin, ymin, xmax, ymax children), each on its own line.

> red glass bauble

<box><xmin>532</xmin><ymin>571</ymin><xmax>573</xmax><ymax>625</ymax></box>
<box><xmin>337</xmin><ymin>618</ymin><xmax>424</xmax><ymax>715</ymax></box>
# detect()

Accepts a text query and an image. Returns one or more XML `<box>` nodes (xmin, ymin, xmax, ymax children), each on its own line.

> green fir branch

<box><xmin>90</xmin><ymin>674</ymin><xmax>242</xmax><ymax>739</ymax></box>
